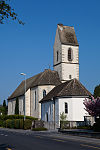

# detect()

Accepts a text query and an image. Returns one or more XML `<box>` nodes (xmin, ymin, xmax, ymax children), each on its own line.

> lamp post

<box><xmin>20</xmin><ymin>73</ymin><xmax>26</xmax><ymax>121</ymax></box>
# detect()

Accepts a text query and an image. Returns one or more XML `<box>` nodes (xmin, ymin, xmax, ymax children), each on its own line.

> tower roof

<box><xmin>8</xmin><ymin>69</ymin><xmax>61</xmax><ymax>100</ymax></box>
<box><xmin>57</xmin><ymin>24</ymin><xmax>79</xmax><ymax>46</ymax></box>
<box><xmin>40</xmin><ymin>79</ymin><xmax>91</xmax><ymax>103</ymax></box>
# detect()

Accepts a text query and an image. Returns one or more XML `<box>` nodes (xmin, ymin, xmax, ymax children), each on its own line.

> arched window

<box><xmin>65</xmin><ymin>103</ymin><xmax>68</xmax><ymax>114</ymax></box>
<box><xmin>43</xmin><ymin>90</ymin><xmax>46</xmax><ymax>98</ymax></box>
<box><xmin>68</xmin><ymin>48</ymin><xmax>72</xmax><ymax>61</ymax></box>
<box><xmin>57</xmin><ymin>51</ymin><xmax>59</xmax><ymax>62</ymax></box>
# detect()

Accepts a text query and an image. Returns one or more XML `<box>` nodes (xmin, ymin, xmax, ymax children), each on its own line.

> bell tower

<box><xmin>53</xmin><ymin>24</ymin><xmax>79</xmax><ymax>82</ymax></box>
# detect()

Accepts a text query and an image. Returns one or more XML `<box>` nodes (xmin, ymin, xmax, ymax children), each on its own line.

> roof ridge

<box><xmin>57</xmin><ymin>80</ymin><xmax>72</xmax><ymax>96</ymax></box>
<box><xmin>74</xmin><ymin>79</ymin><xmax>91</xmax><ymax>95</ymax></box>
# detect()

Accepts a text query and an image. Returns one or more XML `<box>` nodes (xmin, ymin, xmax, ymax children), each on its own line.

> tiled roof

<box><xmin>57</xmin><ymin>24</ymin><xmax>79</xmax><ymax>46</ymax></box>
<box><xmin>40</xmin><ymin>79</ymin><xmax>91</xmax><ymax>103</ymax></box>
<box><xmin>8</xmin><ymin>69</ymin><xmax>61</xmax><ymax>100</ymax></box>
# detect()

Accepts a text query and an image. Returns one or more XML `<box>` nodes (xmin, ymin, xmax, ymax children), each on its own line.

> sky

<box><xmin>0</xmin><ymin>0</ymin><xmax>100</xmax><ymax>104</ymax></box>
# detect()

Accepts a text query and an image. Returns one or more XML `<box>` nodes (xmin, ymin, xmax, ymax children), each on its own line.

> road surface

<box><xmin>0</xmin><ymin>128</ymin><xmax>100</xmax><ymax>150</ymax></box>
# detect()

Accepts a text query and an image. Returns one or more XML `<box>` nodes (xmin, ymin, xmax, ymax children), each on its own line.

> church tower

<box><xmin>53</xmin><ymin>24</ymin><xmax>79</xmax><ymax>82</ymax></box>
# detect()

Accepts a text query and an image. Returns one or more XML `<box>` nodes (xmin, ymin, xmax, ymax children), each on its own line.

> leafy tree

<box><xmin>15</xmin><ymin>97</ymin><xmax>19</xmax><ymax>115</ymax></box>
<box><xmin>0</xmin><ymin>0</ymin><xmax>24</xmax><ymax>24</ymax></box>
<box><xmin>94</xmin><ymin>84</ymin><xmax>100</xmax><ymax>98</ymax></box>
<box><xmin>84</xmin><ymin>96</ymin><xmax>100</xmax><ymax>117</ymax></box>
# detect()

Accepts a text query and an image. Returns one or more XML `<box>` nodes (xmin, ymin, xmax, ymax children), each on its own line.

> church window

<box><xmin>43</xmin><ymin>90</ymin><xmax>46</xmax><ymax>98</ymax></box>
<box><xmin>35</xmin><ymin>91</ymin><xmax>36</xmax><ymax>110</ymax></box>
<box><xmin>65</xmin><ymin>103</ymin><xmax>68</xmax><ymax>114</ymax></box>
<box><xmin>46</xmin><ymin>112</ymin><xmax>48</xmax><ymax>122</ymax></box>
<box><xmin>69</xmin><ymin>75</ymin><xmax>72</xmax><ymax>79</ymax></box>
<box><xmin>50</xmin><ymin>103</ymin><xmax>51</xmax><ymax>115</ymax></box>
<box><xmin>68</xmin><ymin>48</ymin><xmax>72</xmax><ymax>61</ymax></box>
<box><xmin>57</xmin><ymin>51</ymin><xmax>59</xmax><ymax>62</ymax></box>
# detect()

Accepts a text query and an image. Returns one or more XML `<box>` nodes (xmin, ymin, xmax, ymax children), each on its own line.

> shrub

<box><xmin>24</xmin><ymin>119</ymin><xmax>32</xmax><ymax>130</ymax></box>
<box><xmin>32</xmin><ymin>127</ymin><xmax>47</xmax><ymax>131</ymax></box>
<box><xmin>60</xmin><ymin>121</ymin><xmax>69</xmax><ymax>129</ymax></box>
<box><xmin>6</xmin><ymin>119</ymin><xmax>15</xmax><ymax>128</ymax></box>
<box><xmin>14</xmin><ymin>119</ymin><xmax>20</xmax><ymax>129</ymax></box>
<box><xmin>93</xmin><ymin>119</ymin><xmax>100</xmax><ymax>132</ymax></box>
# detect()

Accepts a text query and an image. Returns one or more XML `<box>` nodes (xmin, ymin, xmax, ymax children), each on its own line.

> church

<box><xmin>8</xmin><ymin>24</ymin><xmax>91</xmax><ymax>127</ymax></box>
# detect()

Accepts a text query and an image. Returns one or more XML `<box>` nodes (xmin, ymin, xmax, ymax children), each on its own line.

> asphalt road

<box><xmin>0</xmin><ymin>129</ymin><xmax>100</xmax><ymax>150</ymax></box>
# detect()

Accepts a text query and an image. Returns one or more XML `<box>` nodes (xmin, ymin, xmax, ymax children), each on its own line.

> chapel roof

<box><xmin>8</xmin><ymin>69</ymin><xmax>61</xmax><ymax>100</ymax></box>
<box><xmin>57</xmin><ymin>24</ymin><xmax>79</xmax><ymax>46</ymax></box>
<box><xmin>40</xmin><ymin>78</ymin><xmax>91</xmax><ymax>103</ymax></box>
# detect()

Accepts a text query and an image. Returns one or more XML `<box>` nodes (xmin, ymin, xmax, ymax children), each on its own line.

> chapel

<box><xmin>8</xmin><ymin>24</ymin><xmax>91</xmax><ymax>127</ymax></box>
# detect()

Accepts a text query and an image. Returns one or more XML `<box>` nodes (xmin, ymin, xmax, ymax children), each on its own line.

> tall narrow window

<box><xmin>65</xmin><ymin>103</ymin><xmax>68</xmax><ymax>114</ymax></box>
<box><xmin>35</xmin><ymin>91</ymin><xmax>36</xmax><ymax>110</ymax></box>
<box><xmin>50</xmin><ymin>103</ymin><xmax>51</xmax><ymax>115</ymax></box>
<box><xmin>46</xmin><ymin>112</ymin><xmax>48</xmax><ymax>122</ymax></box>
<box><xmin>57</xmin><ymin>51</ymin><xmax>59</xmax><ymax>62</ymax></box>
<box><xmin>68</xmin><ymin>48</ymin><xmax>72</xmax><ymax>61</ymax></box>
<box><xmin>43</xmin><ymin>90</ymin><xmax>46</xmax><ymax>98</ymax></box>
<box><xmin>69</xmin><ymin>75</ymin><xmax>72</xmax><ymax>79</ymax></box>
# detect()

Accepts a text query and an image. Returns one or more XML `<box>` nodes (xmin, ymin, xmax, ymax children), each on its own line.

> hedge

<box><xmin>0</xmin><ymin>115</ymin><xmax>38</xmax><ymax>129</ymax></box>
<box><xmin>0</xmin><ymin>115</ymin><xmax>38</xmax><ymax>121</ymax></box>
<box><xmin>4</xmin><ymin>119</ymin><xmax>32</xmax><ymax>129</ymax></box>
<box><xmin>32</xmin><ymin>127</ymin><xmax>47</xmax><ymax>131</ymax></box>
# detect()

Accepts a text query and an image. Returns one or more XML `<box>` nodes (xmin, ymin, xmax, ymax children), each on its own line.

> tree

<box><xmin>15</xmin><ymin>97</ymin><xmax>19</xmax><ymax>115</ymax></box>
<box><xmin>94</xmin><ymin>84</ymin><xmax>100</xmax><ymax>98</ymax></box>
<box><xmin>83</xmin><ymin>96</ymin><xmax>100</xmax><ymax>117</ymax></box>
<box><xmin>0</xmin><ymin>0</ymin><xmax>24</xmax><ymax>24</ymax></box>
<box><xmin>3</xmin><ymin>100</ymin><xmax>6</xmax><ymax>107</ymax></box>
<box><xmin>60</xmin><ymin>112</ymin><xmax>67</xmax><ymax>121</ymax></box>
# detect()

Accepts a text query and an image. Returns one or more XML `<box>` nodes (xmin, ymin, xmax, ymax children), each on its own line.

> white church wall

<box><xmin>53</xmin><ymin>28</ymin><xmax>62</xmax><ymax>65</ymax></box>
<box><xmin>41</xmin><ymin>101</ymin><xmax>53</xmax><ymax>122</ymax></box>
<box><xmin>30</xmin><ymin>85</ymin><xmax>55</xmax><ymax>119</ymax></box>
<box><xmin>62</xmin><ymin>63</ymin><xmax>79</xmax><ymax>80</ymax></box>
<box><xmin>38</xmin><ymin>85</ymin><xmax>55</xmax><ymax>119</ymax></box>
<box><xmin>58</xmin><ymin>97</ymin><xmax>89</xmax><ymax>122</ymax></box>
<box><xmin>19</xmin><ymin>96</ymin><xmax>24</xmax><ymax>115</ymax></box>
<box><xmin>25</xmin><ymin>89</ymin><xmax>30</xmax><ymax>116</ymax></box>
<box><xmin>8</xmin><ymin>98</ymin><xmax>16</xmax><ymax>115</ymax></box>
<box><xmin>62</xmin><ymin>45</ymin><xmax>79</xmax><ymax>63</ymax></box>
<box><xmin>30</xmin><ymin>87</ymin><xmax>39</xmax><ymax>118</ymax></box>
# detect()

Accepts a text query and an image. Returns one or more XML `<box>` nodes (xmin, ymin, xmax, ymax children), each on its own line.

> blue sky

<box><xmin>0</xmin><ymin>0</ymin><xmax>100</xmax><ymax>104</ymax></box>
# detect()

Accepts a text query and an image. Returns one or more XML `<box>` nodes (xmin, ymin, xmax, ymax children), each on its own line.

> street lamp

<box><xmin>20</xmin><ymin>73</ymin><xmax>26</xmax><ymax>120</ymax></box>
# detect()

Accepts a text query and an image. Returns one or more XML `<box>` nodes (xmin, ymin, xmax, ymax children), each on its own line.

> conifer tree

<box><xmin>15</xmin><ymin>97</ymin><xmax>19</xmax><ymax>115</ymax></box>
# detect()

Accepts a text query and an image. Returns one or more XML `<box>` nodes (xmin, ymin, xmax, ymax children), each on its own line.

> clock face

<box><xmin>65</xmin><ymin>32</ymin><xmax>75</xmax><ymax>43</ymax></box>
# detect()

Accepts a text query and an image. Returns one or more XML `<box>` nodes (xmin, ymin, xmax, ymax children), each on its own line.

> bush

<box><xmin>60</xmin><ymin>121</ymin><xmax>69</xmax><ymax>129</ymax></box>
<box><xmin>93</xmin><ymin>119</ymin><xmax>100</xmax><ymax>132</ymax></box>
<box><xmin>24</xmin><ymin>119</ymin><xmax>32</xmax><ymax>130</ymax></box>
<box><xmin>14</xmin><ymin>119</ymin><xmax>20</xmax><ymax>129</ymax></box>
<box><xmin>6</xmin><ymin>119</ymin><xmax>15</xmax><ymax>128</ymax></box>
<box><xmin>32</xmin><ymin>127</ymin><xmax>47</xmax><ymax>131</ymax></box>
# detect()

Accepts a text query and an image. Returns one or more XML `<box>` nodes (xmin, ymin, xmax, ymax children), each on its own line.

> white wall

<box><xmin>41</xmin><ymin>97</ymin><xmax>89</xmax><ymax>123</ymax></box>
<box><xmin>41</xmin><ymin>101</ymin><xmax>53</xmax><ymax>122</ymax></box>
<box><xmin>8</xmin><ymin>98</ymin><xmax>16</xmax><ymax>115</ymax></box>
<box><xmin>25</xmin><ymin>89</ymin><xmax>30</xmax><ymax>116</ymax></box>
<box><xmin>8</xmin><ymin>96</ymin><xmax>24</xmax><ymax>115</ymax></box>
<box><xmin>53</xmin><ymin>28</ymin><xmax>62</xmax><ymax>65</ymax></box>
<box><xmin>59</xmin><ymin>97</ymin><xmax>88</xmax><ymax>121</ymax></box>
<box><xmin>30</xmin><ymin>85</ymin><xmax>55</xmax><ymax>119</ymax></box>
<box><xmin>19</xmin><ymin>96</ymin><xmax>24</xmax><ymax>115</ymax></box>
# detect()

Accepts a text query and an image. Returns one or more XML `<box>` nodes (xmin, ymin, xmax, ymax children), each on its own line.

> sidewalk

<box><xmin>59</xmin><ymin>128</ymin><xmax>100</xmax><ymax>139</ymax></box>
